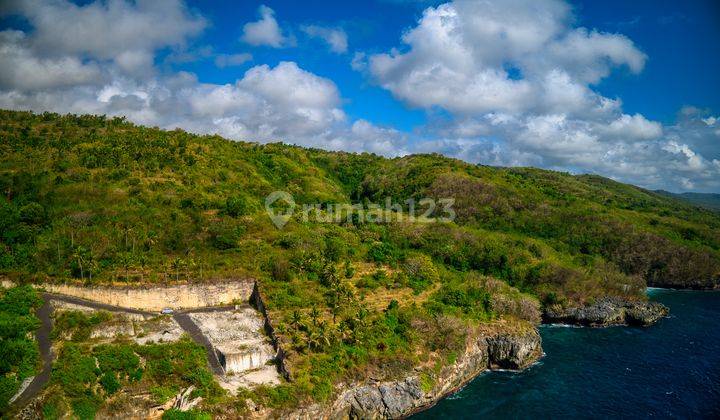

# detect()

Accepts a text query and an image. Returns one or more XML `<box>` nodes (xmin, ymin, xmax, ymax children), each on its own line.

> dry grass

<box><xmin>359</xmin><ymin>282</ymin><xmax>440</xmax><ymax>312</ymax></box>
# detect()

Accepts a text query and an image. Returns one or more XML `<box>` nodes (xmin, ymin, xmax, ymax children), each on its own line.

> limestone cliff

<box><xmin>42</xmin><ymin>280</ymin><xmax>254</xmax><ymax>311</ymax></box>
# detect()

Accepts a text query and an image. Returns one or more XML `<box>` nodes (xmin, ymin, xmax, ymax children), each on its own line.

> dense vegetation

<box><xmin>43</xmin><ymin>332</ymin><xmax>222</xmax><ymax>419</ymax></box>
<box><xmin>1</xmin><ymin>109</ymin><xmax>719</xmax><ymax>413</ymax></box>
<box><xmin>0</xmin><ymin>285</ymin><xmax>42</xmax><ymax>412</ymax></box>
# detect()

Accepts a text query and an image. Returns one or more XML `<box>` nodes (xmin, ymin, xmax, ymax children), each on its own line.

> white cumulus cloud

<box><xmin>366</xmin><ymin>0</ymin><xmax>645</xmax><ymax>116</ymax></box>
<box><xmin>301</xmin><ymin>25</ymin><xmax>348</xmax><ymax>53</ymax></box>
<box><xmin>358</xmin><ymin>0</ymin><xmax>719</xmax><ymax>192</ymax></box>
<box><xmin>240</xmin><ymin>5</ymin><xmax>289</xmax><ymax>48</ymax></box>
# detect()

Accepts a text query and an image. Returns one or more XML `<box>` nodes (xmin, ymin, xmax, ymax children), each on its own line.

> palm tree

<box><xmin>328</xmin><ymin>280</ymin><xmax>355</xmax><ymax>323</ymax></box>
<box><xmin>170</xmin><ymin>258</ymin><xmax>184</xmax><ymax>282</ymax></box>
<box><xmin>72</xmin><ymin>246</ymin><xmax>87</xmax><ymax>280</ymax></box>
<box><xmin>119</xmin><ymin>252</ymin><xmax>134</xmax><ymax>282</ymax></box>
<box><xmin>316</xmin><ymin>321</ymin><xmax>331</xmax><ymax>348</ymax></box>
<box><xmin>336</xmin><ymin>321</ymin><xmax>351</xmax><ymax>343</ymax></box>
<box><xmin>307</xmin><ymin>330</ymin><xmax>321</xmax><ymax>351</ymax></box>
<box><xmin>290</xmin><ymin>310</ymin><xmax>303</xmax><ymax>331</ymax></box>
<box><xmin>291</xmin><ymin>331</ymin><xmax>306</xmax><ymax>352</ymax></box>
<box><xmin>137</xmin><ymin>254</ymin><xmax>148</xmax><ymax>281</ymax></box>
<box><xmin>185</xmin><ymin>257</ymin><xmax>196</xmax><ymax>281</ymax></box>
<box><xmin>351</xmin><ymin>308</ymin><xmax>369</xmax><ymax>344</ymax></box>
<box><xmin>87</xmin><ymin>258</ymin><xmax>99</xmax><ymax>283</ymax></box>
<box><xmin>123</xmin><ymin>224</ymin><xmax>134</xmax><ymax>250</ymax></box>
<box><xmin>309</xmin><ymin>307</ymin><xmax>320</xmax><ymax>326</ymax></box>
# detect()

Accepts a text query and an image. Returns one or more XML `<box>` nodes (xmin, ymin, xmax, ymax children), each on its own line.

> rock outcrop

<box><xmin>42</xmin><ymin>280</ymin><xmax>254</xmax><ymax>311</ymax></box>
<box><xmin>486</xmin><ymin>329</ymin><xmax>543</xmax><ymax>369</ymax></box>
<box><xmin>543</xmin><ymin>297</ymin><xmax>668</xmax><ymax>327</ymax></box>
<box><xmin>287</xmin><ymin>328</ymin><xmax>542</xmax><ymax>419</ymax></box>
<box><xmin>189</xmin><ymin>309</ymin><xmax>279</xmax><ymax>378</ymax></box>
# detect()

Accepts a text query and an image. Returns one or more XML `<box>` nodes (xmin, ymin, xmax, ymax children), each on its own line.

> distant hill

<box><xmin>655</xmin><ymin>190</ymin><xmax>720</xmax><ymax>212</ymax></box>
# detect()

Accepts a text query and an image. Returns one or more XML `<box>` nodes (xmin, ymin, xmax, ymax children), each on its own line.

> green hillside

<box><xmin>1</xmin><ymin>109</ymin><xmax>719</xmax><ymax>412</ymax></box>
<box><xmin>1</xmin><ymin>109</ymin><xmax>717</xmax><ymax>292</ymax></box>
<box><xmin>655</xmin><ymin>190</ymin><xmax>720</xmax><ymax>212</ymax></box>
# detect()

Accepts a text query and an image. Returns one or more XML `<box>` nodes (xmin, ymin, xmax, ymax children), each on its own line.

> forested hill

<box><xmin>654</xmin><ymin>190</ymin><xmax>720</xmax><ymax>212</ymax></box>
<box><xmin>1</xmin><ymin>109</ymin><xmax>719</xmax><ymax>299</ymax></box>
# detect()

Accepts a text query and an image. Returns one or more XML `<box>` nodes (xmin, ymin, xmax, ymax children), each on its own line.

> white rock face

<box><xmin>44</xmin><ymin>280</ymin><xmax>255</xmax><ymax>311</ymax></box>
<box><xmin>219</xmin><ymin>345</ymin><xmax>275</xmax><ymax>373</ymax></box>
<box><xmin>189</xmin><ymin>308</ymin><xmax>279</xmax><ymax>379</ymax></box>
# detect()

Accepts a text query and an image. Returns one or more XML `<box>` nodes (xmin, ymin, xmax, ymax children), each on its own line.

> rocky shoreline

<box><xmin>542</xmin><ymin>297</ymin><xmax>669</xmax><ymax>327</ymax></box>
<box><xmin>272</xmin><ymin>296</ymin><xmax>670</xmax><ymax>419</ymax></box>
<box><xmin>280</xmin><ymin>328</ymin><xmax>542</xmax><ymax>419</ymax></box>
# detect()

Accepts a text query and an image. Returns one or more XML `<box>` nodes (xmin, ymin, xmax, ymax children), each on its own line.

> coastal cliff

<box><xmin>542</xmin><ymin>297</ymin><xmax>669</xmax><ymax>327</ymax></box>
<box><xmin>281</xmin><ymin>295</ymin><xmax>667</xmax><ymax>419</ymax></box>
<box><xmin>281</xmin><ymin>328</ymin><xmax>542</xmax><ymax>419</ymax></box>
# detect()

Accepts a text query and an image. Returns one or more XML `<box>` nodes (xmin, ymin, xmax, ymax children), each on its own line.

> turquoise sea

<box><xmin>414</xmin><ymin>289</ymin><xmax>720</xmax><ymax>419</ymax></box>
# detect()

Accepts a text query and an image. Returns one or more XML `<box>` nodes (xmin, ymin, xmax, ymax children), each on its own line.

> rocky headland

<box><xmin>543</xmin><ymin>297</ymin><xmax>669</xmax><ymax>327</ymax></box>
<box><xmin>277</xmin><ymin>296</ymin><xmax>670</xmax><ymax>419</ymax></box>
<box><xmin>275</xmin><ymin>328</ymin><xmax>542</xmax><ymax>419</ymax></box>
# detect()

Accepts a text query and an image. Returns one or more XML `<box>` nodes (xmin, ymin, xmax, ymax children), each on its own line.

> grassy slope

<box><xmin>1</xmin><ymin>109</ymin><xmax>719</xmax><ymax>412</ymax></box>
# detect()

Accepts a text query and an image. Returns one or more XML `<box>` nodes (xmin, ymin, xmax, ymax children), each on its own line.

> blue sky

<box><xmin>178</xmin><ymin>0</ymin><xmax>720</xmax><ymax>128</ymax></box>
<box><xmin>1</xmin><ymin>0</ymin><xmax>719</xmax><ymax>192</ymax></box>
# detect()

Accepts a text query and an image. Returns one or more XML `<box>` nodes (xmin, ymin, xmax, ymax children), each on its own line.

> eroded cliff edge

<box><xmin>274</xmin><ymin>295</ymin><xmax>670</xmax><ymax>419</ymax></box>
<box><xmin>281</xmin><ymin>327</ymin><xmax>542</xmax><ymax>419</ymax></box>
<box><xmin>542</xmin><ymin>297</ymin><xmax>669</xmax><ymax>327</ymax></box>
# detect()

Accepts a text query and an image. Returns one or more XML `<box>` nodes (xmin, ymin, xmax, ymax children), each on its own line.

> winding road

<box><xmin>11</xmin><ymin>292</ymin><xmax>233</xmax><ymax>409</ymax></box>
<box><xmin>172</xmin><ymin>313</ymin><xmax>225</xmax><ymax>375</ymax></box>
<box><xmin>42</xmin><ymin>293</ymin><xmax>155</xmax><ymax>317</ymax></box>
<box><xmin>10</xmin><ymin>298</ymin><xmax>52</xmax><ymax>409</ymax></box>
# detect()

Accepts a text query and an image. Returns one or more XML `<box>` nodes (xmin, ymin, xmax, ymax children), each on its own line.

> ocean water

<box><xmin>414</xmin><ymin>289</ymin><xmax>720</xmax><ymax>419</ymax></box>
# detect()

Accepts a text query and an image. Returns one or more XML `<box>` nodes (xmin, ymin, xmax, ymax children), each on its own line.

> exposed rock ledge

<box><xmin>283</xmin><ymin>329</ymin><xmax>542</xmax><ymax>419</ymax></box>
<box><xmin>542</xmin><ymin>297</ymin><xmax>669</xmax><ymax>327</ymax></box>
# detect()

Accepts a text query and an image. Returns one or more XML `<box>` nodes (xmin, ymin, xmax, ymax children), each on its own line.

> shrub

<box><xmin>0</xmin><ymin>376</ymin><xmax>19</xmax><ymax>413</ymax></box>
<box><xmin>151</xmin><ymin>386</ymin><xmax>179</xmax><ymax>404</ymax></box>
<box><xmin>225</xmin><ymin>195</ymin><xmax>251</xmax><ymax>217</ymax></box>
<box><xmin>0</xmin><ymin>285</ymin><xmax>41</xmax><ymax>315</ymax></box>
<box><xmin>100</xmin><ymin>372</ymin><xmax>121</xmax><ymax>394</ymax></box>
<box><xmin>403</xmin><ymin>255</ymin><xmax>439</xmax><ymax>292</ymax></box>
<box><xmin>271</xmin><ymin>257</ymin><xmax>293</xmax><ymax>282</ymax></box>
<box><xmin>53</xmin><ymin>310</ymin><xmax>112</xmax><ymax>341</ymax></box>
<box><xmin>207</xmin><ymin>221</ymin><xmax>244</xmax><ymax>250</ymax></box>
<box><xmin>419</xmin><ymin>371</ymin><xmax>434</xmax><ymax>393</ymax></box>
<box><xmin>429</xmin><ymin>284</ymin><xmax>494</xmax><ymax>321</ymax></box>
<box><xmin>71</xmin><ymin>396</ymin><xmax>100</xmax><ymax>420</ymax></box>
<box><xmin>94</xmin><ymin>344</ymin><xmax>140</xmax><ymax>377</ymax></box>
<box><xmin>19</xmin><ymin>202</ymin><xmax>45</xmax><ymax>225</ymax></box>
<box><xmin>253</xmin><ymin>384</ymin><xmax>299</xmax><ymax>408</ymax></box>
<box><xmin>52</xmin><ymin>344</ymin><xmax>99</xmax><ymax>398</ymax></box>
<box><xmin>367</xmin><ymin>242</ymin><xmax>397</xmax><ymax>265</ymax></box>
